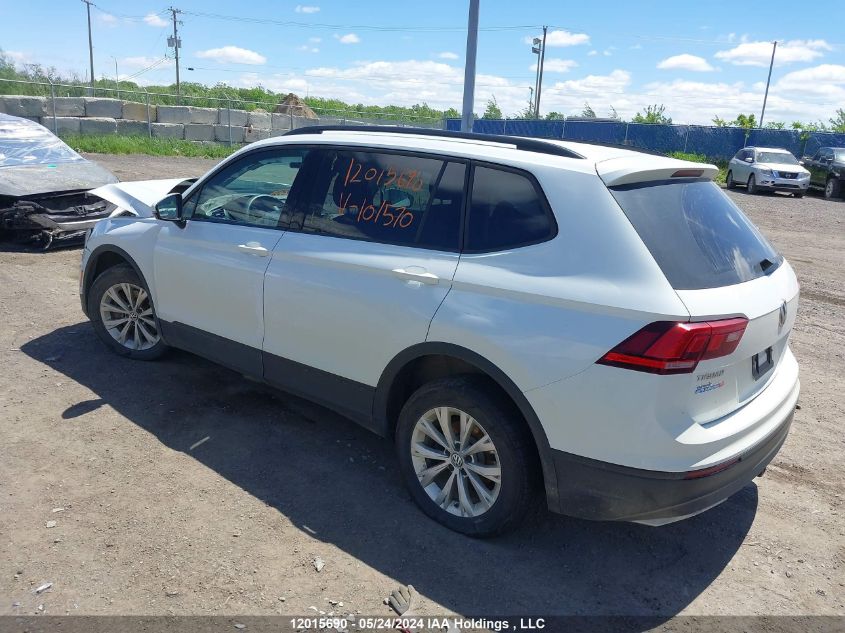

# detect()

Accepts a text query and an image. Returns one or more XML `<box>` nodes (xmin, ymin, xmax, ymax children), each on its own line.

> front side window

<box><xmin>298</xmin><ymin>149</ymin><xmax>465</xmax><ymax>251</ymax></box>
<box><xmin>189</xmin><ymin>149</ymin><xmax>308</xmax><ymax>228</ymax></box>
<box><xmin>465</xmin><ymin>165</ymin><xmax>555</xmax><ymax>252</ymax></box>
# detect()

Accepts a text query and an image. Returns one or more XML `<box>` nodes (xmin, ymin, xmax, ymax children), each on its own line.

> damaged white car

<box><xmin>0</xmin><ymin>114</ymin><xmax>119</xmax><ymax>249</ymax></box>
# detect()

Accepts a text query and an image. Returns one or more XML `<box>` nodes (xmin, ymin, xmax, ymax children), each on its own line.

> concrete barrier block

<box><xmin>185</xmin><ymin>123</ymin><xmax>215</xmax><ymax>141</ymax></box>
<box><xmin>122</xmin><ymin>101</ymin><xmax>152</xmax><ymax>122</ymax></box>
<box><xmin>218</xmin><ymin>108</ymin><xmax>248</xmax><ymax>127</ymax></box>
<box><xmin>80</xmin><ymin>117</ymin><xmax>118</xmax><ymax>135</ymax></box>
<box><xmin>53</xmin><ymin>117</ymin><xmax>82</xmax><ymax>135</ymax></box>
<box><xmin>48</xmin><ymin>97</ymin><xmax>85</xmax><ymax>117</ymax></box>
<box><xmin>271</xmin><ymin>113</ymin><xmax>291</xmax><ymax>130</ymax></box>
<box><xmin>84</xmin><ymin>98</ymin><xmax>123</xmax><ymax>118</ymax></box>
<box><xmin>214</xmin><ymin>124</ymin><xmax>245</xmax><ymax>143</ymax></box>
<box><xmin>1</xmin><ymin>96</ymin><xmax>47</xmax><ymax>117</ymax></box>
<box><xmin>156</xmin><ymin>105</ymin><xmax>192</xmax><ymax>124</ymax></box>
<box><xmin>245</xmin><ymin>127</ymin><xmax>270</xmax><ymax>143</ymax></box>
<box><xmin>247</xmin><ymin>110</ymin><xmax>271</xmax><ymax>129</ymax></box>
<box><xmin>190</xmin><ymin>107</ymin><xmax>218</xmax><ymax>124</ymax></box>
<box><xmin>117</xmin><ymin>119</ymin><xmax>150</xmax><ymax>136</ymax></box>
<box><xmin>151</xmin><ymin>122</ymin><xmax>185</xmax><ymax>139</ymax></box>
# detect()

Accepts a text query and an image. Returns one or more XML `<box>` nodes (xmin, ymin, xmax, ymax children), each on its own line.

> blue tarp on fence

<box><xmin>445</xmin><ymin>118</ymin><xmax>845</xmax><ymax>161</ymax></box>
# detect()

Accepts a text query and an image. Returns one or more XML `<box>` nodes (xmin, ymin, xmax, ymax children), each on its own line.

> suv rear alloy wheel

<box><xmin>88</xmin><ymin>264</ymin><xmax>168</xmax><ymax>360</ymax></box>
<box><xmin>825</xmin><ymin>177</ymin><xmax>841</xmax><ymax>199</ymax></box>
<box><xmin>396</xmin><ymin>377</ymin><xmax>538</xmax><ymax>536</ymax></box>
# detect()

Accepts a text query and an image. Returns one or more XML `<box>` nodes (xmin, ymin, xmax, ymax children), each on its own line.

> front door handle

<box><xmin>392</xmin><ymin>267</ymin><xmax>439</xmax><ymax>285</ymax></box>
<box><xmin>237</xmin><ymin>242</ymin><xmax>269</xmax><ymax>257</ymax></box>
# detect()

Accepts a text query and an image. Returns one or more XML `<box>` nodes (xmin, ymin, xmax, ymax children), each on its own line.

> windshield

<box><xmin>610</xmin><ymin>180</ymin><xmax>782</xmax><ymax>290</ymax></box>
<box><xmin>0</xmin><ymin>116</ymin><xmax>82</xmax><ymax>168</ymax></box>
<box><xmin>756</xmin><ymin>151</ymin><xmax>798</xmax><ymax>165</ymax></box>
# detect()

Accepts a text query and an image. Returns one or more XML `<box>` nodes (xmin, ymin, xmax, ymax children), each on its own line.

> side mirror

<box><xmin>155</xmin><ymin>193</ymin><xmax>184</xmax><ymax>222</ymax></box>
<box><xmin>744</xmin><ymin>157</ymin><xmax>753</xmax><ymax>163</ymax></box>
<box><xmin>798</xmin><ymin>160</ymin><xmax>805</xmax><ymax>165</ymax></box>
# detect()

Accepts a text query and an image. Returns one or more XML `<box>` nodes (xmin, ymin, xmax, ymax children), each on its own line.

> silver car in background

<box><xmin>726</xmin><ymin>146</ymin><xmax>810</xmax><ymax>198</ymax></box>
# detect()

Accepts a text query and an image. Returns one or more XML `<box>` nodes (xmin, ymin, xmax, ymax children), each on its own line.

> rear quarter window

<box><xmin>466</xmin><ymin>165</ymin><xmax>555</xmax><ymax>252</ymax></box>
<box><xmin>610</xmin><ymin>179</ymin><xmax>782</xmax><ymax>290</ymax></box>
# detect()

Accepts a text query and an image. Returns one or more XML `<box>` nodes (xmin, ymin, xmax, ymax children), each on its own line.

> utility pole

<box><xmin>81</xmin><ymin>0</ymin><xmax>95</xmax><ymax>95</ymax></box>
<box><xmin>111</xmin><ymin>56</ymin><xmax>120</xmax><ymax>99</ymax></box>
<box><xmin>535</xmin><ymin>25</ymin><xmax>547</xmax><ymax>118</ymax></box>
<box><xmin>460</xmin><ymin>0</ymin><xmax>479</xmax><ymax>132</ymax></box>
<box><xmin>168</xmin><ymin>7</ymin><xmax>182</xmax><ymax>97</ymax></box>
<box><xmin>759</xmin><ymin>40</ymin><xmax>777</xmax><ymax>128</ymax></box>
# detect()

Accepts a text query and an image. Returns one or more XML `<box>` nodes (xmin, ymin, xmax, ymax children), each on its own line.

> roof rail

<box><xmin>283</xmin><ymin>125</ymin><xmax>585</xmax><ymax>160</ymax></box>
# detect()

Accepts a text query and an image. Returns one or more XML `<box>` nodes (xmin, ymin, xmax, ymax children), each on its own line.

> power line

<box><xmin>181</xmin><ymin>9</ymin><xmax>540</xmax><ymax>32</ymax></box>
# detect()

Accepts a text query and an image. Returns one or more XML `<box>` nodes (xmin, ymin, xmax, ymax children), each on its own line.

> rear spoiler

<box><xmin>596</xmin><ymin>155</ymin><xmax>719</xmax><ymax>187</ymax></box>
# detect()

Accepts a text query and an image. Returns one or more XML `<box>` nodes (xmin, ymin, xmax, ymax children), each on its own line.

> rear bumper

<box><xmin>550</xmin><ymin>409</ymin><xmax>792</xmax><ymax>523</ymax></box>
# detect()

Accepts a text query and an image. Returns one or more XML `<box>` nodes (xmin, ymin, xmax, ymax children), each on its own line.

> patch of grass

<box><xmin>60</xmin><ymin>134</ymin><xmax>237</xmax><ymax>159</ymax></box>
<box><xmin>669</xmin><ymin>151</ymin><xmax>728</xmax><ymax>184</ymax></box>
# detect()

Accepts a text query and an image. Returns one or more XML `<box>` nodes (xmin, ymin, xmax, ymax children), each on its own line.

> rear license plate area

<box><xmin>752</xmin><ymin>347</ymin><xmax>774</xmax><ymax>380</ymax></box>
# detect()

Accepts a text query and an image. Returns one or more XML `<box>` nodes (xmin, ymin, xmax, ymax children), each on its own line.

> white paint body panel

<box><xmin>83</xmin><ymin>130</ymin><xmax>800</xmax><ymax>478</ymax></box>
<box><xmin>264</xmin><ymin>232</ymin><xmax>458</xmax><ymax>386</ymax></box>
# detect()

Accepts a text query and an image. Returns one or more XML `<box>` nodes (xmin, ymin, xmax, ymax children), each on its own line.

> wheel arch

<box><xmin>373</xmin><ymin>342</ymin><xmax>560</xmax><ymax>510</ymax></box>
<box><xmin>82</xmin><ymin>245</ymin><xmax>151</xmax><ymax>318</ymax></box>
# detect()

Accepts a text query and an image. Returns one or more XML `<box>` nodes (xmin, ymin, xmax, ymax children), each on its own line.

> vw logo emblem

<box><xmin>450</xmin><ymin>453</ymin><xmax>464</xmax><ymax>469</ymax></box>
<box><xmin>778</xmin><ymin>300</ymin><xmax>788</xmax><ymax>331</ymax></box>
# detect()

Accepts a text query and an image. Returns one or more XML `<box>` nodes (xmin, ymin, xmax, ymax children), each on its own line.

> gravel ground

<box><xmin>0</xmin><ymin>154</ymin><xmax>843</xmax><ymax>621</ymax></box>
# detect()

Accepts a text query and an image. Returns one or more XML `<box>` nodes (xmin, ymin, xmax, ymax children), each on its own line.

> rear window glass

<box><xmin>466</xmin><ymin>166</ymin><xmax>555</xmax><ymax>252</ymax></box>
<box><xmin>610</xmin><ymin>180</ymin><xmax>781</xmax><ymax>290</ymax></box>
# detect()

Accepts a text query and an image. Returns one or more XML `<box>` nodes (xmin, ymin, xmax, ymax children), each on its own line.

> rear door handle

<box><xmin>237</xmin><ymin>242</ymin><xmax>269</xmax><ymax>257</ymax></box>
<box><xmin>392</xmin><ymin>267</ymin><xmax>439</xmax><ymax>285</ymax></box>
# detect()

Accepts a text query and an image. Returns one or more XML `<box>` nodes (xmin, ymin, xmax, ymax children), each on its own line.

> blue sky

<box><xmin>2</xmin><ymin>0</ymin><xmax>843</xmax><ymax>124</ymax></box>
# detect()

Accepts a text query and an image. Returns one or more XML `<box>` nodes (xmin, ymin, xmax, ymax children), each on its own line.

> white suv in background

<box><xmin>81</xmin><ymin>127</ymin><xmax>800</xmax><ymax>536</ymax></box>
<box><xmin>726</xmin><ymin>146</ymin><xmax>810</xmax><ymax>197</ymax></box>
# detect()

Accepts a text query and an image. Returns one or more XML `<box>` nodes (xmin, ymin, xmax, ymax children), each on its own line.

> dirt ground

<box><xmin>1</xmin><ymin>153</ymin><xmax>843</xmax><ymax>622</ymax></box>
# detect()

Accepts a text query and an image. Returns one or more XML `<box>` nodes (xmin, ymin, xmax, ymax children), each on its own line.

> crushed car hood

<box><xmin>91</xmin><ymin>179</ymin><xmax>192</xmax><ymax>218</ymax></box>
<box><xmin>0</xmin><ymin>161</ymin><xmax>118</xmax><ymax>198</ymax></box>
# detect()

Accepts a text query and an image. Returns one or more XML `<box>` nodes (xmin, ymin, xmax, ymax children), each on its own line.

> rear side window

<box><xmin>610</xmin><ymin>180</ymin><xmax>781</xmax><ymax>290</ymax></box>
<box><xmin>466</xmin><ymin>166</ymin><xmax>555</xmax><ymax>252</ymax></box>
<box><xmin>298</xmin><ymin>149</ymin><xmax>465</xmax><ymax>251</ymax></box>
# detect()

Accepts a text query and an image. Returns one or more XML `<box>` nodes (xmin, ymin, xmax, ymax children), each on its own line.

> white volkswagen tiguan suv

<box><xmin>81</xmin><ymin>127</ymin><xmax>800</xmax><ymax>536</ymax></box>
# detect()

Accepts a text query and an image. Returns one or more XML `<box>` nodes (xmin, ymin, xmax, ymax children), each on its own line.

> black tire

<box><xmin>824</xmin><ymin>177</ymin><xmax>842</xmax><ymax>199</ymax></box>
<box><xmin>395</xmin><ymin>376</ymin><xmax>540</xmax><ymax>537</ymax></box>
<box><xmin>747</xmin><ymin>174</ymin><xmax>758</xmax><ymax>194</ymax></box>
<box><xmin>87</xmin><ymin>264</ymin><xmax>168</xmax><ymax>360</ymax></box>
<box><xmin>793</xmin><ymin>191</ymin><xmax>804</xmax><ymax>198</ymax></box>
<box><xmin>726</xmin><ymin>170</ymin><xmax>736</xmax><ymax>189</ymax></box>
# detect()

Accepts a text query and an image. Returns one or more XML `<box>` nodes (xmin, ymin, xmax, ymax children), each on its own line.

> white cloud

<box><xmin>120</xmin><ymin>56</ymin><xmax>174</xmax><ymax>69</ymax></box>
<box><xmin>438</xmin><ymin>52</ymin><xmax>459</xmax><ymax>60</ymax></box>
<box><xmin>4</xmin><ymin>51</ymin><xmax>31</xmax><ymax>66</ymax></box>
<box><xmin>298</xmin><ymin>45</ymin><xmax>320</xmax><ymax>53</ymax></box>
<box><xmin>587</xmin><ymin>50</ymin><xmax>598</xmax><ymax>57</ymax></box>
<box><xmin>295</xmin><ymin>5</ymin><xmax>320</xmax><ymax>13</ymax></box>
<box><xmin>97</xmin><ymin>12</ymin><xmax>119</xmax><ymax>27</ymax></box>
<box><xmin>143</xmin><ymin>13</ymin><xmax>169</xmax><ymax>28</ymax></box>
<box><xmin>334</xmin><ymin>33</ymin><xmax>360</xmax><ymax>44</ymax></box>
<box><xmin>714</xmin><ymin>39</ymin><xmax>832</xmax><ymax>67</ymax></box>
<box><xmin>309</xmin><ymin>37</ymin><xmax>322</xmax><ymax>44</ymax></box>
<box><xmin>530</xmin><ymin>59</ymin><xmax>577</xmax><ymax>73</ymax></box>
<box><xmin>196</xmin><ymin>46</ymin><xmax>267</xmax><ymax>65</ymax></box>
<box><xmin>525</xmin><ymin>30</ymin><xmax>590</xmax><ymax>48</ymax></box>
<box><xmin>657</xmin><ymin>54</ymin><xmax>716</xmax><ymax>72</ymax></box>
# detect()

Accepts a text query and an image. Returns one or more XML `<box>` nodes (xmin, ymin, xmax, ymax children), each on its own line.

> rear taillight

<box><xmin>597</xmin><ymin>318</ymin><xmax>748</xmax><ymax>375</ymax></box>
